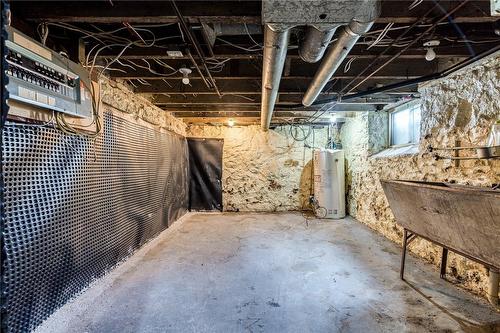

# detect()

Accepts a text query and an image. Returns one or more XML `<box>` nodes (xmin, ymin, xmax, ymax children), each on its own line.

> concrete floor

<box><xmin>35</xmin><ymin>213</ymin><xmax>500</xmax><ymax>333</ymax></box>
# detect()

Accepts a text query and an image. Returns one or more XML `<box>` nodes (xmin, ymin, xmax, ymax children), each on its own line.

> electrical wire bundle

<box><xmin>35</xmin><ymin>22</ymin><xmax>185</xmax><ymax>138</ymax></box>
<box><xmin>212</xmin><ymin>22</ymin><xmax>262</xmax><ymax>52</ymax></box>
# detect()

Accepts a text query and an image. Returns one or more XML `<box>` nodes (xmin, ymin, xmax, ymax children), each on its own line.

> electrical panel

<box><xmin>4</xmin><ymin>27</ymin><xmax>93</xmax><ymax>118</ymax></box>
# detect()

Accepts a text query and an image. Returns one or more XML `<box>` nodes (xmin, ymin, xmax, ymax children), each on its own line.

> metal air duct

<box><xmin>261</xmin><ymin>24</ymin><xmax>290</xmax><ymax>130</ymax></box>
<box><xmin>299</xmin><ymin>25</ymin><xmax>338</xmax><ymax>63</ymax></box>
<box><xmin>260</xmin><ymin>0</ymin><xmax>380</xmax><ymax>127</ymax></box>
<box><xmin>302</xmin><ymin>19</ymin><xmax>375</xmax><ymax>106</ymax></box>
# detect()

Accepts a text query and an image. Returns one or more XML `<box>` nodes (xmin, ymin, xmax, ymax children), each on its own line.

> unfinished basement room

<box><xmin>0</xmin><ymin>0</ymin><xmax>500</xmax><ymax>332</ymax></box>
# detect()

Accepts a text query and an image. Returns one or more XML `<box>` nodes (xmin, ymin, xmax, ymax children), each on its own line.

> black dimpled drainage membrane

<box><xmin>2</xmin><ymin>1</ymin><xmax>10</xmax><ymax>332</ymax></box>
<box><xmin>1</xmin><ymin>113</ymin><xmax>189</xmax><ymax>333</ymax></box>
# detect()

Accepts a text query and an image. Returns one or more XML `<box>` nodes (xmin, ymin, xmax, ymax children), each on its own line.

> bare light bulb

<box><xmin>227</xmin><ymin>119</ymin><xmax>235</xmax><ymax>127</ymax></box>
<box><xmin>425</xmin><ymin>48</ymin><xmax>436</xmax><ymax>61</ymax></box>
<box><xmin>329</xmin><ymin>113</ymin><xmax>337</xmax><ymax>123</ymax></box>
<box><xmin>179</xmin><ymin>67</ymin><xmax>192</xmax><ymax>85</ymax></box>
<box><xmin>423</xmin><ymin>40</ymin><xmax>440</xmax><ymax>62</ymax></box>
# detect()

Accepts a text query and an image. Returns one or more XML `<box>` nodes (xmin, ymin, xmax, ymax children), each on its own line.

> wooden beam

<box><xmin>134</xmin><ymin>75</ymin><xmax>425</xmax><ymax>94</ymax></box>
<box><xmin>175</xmin><ymin>112</ymin><xmax>311</xmax><ymax>118</ymax></box>
<box><xmin>96</xmin><ymin>44</ymin><xmax>486</xmax><ymax>61</ymax></box>
<box><xmin>149</xmin><ymin>91</ymin><xmax>415</xmax><ymax>96</ymax></box>
<box><xmin>180</xmin><ymin>117</ymin><xmax>267</xmax><ymax>125</ymax></box>
<box><xmin>12</xmin><ymin>1</ymin><xmax>496</xmax><ymax>24</ymax></box>
<box><xmin>172</xmin><ymin>108</ymin><xmax>376</xmax><ymax>116</ymax></box>
<box><xmin>150</xmin><ymin>92</ymin><xmax>398</xmax><ymax>105</ymax></box>
<box><xmin>378</xmin><ymin>0</ymin><xmax>498</xmax><ymax>23</ymax></box>
<box><xmin>180</xmin><ymin>115</ymin><xmax>341</xmax><ymax>125</ymax></box>
<box><xmin>11</xmin><ymin>1</ymin><xmax>262</xmax><ymax>23</ymax></box>
<box><xmin>112</xmin><ymin>74</ymin><xmax>421</xmax><ymax>80</ymax></box>
<box><xmin>21</xmin><ymin>15</ymin><xmax>497</xmax><ymax>24</ymax></box>
<box><xmin>108</xmin><ymin>53</ymin><xmax>475</xmax><ymax>81</ymax></box>
<box><xmin>160</xmin><ymin>103</ymin><xmax>388</xmax><ymax>113</ymax></box>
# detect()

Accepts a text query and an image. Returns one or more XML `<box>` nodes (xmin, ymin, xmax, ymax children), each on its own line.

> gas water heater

<box><xmin>313</xmin><ymin>149</ymin><xmax>346</xmax><ymax>219</ymax></box>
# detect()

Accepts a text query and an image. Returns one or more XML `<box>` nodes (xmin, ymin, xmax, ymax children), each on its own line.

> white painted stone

<box><xmin>187</xmin><ymin>125</ymin><xmax>328</xmax><ymax>212</ymax></box>
<box><xmin>100</xmin><ymin>78</ymin><xmax>186</xmax><ymax>136</ymax></box>
<box><xmin>341</xmin><ymin>55</ymin><xmax>500</xmax><ymax>297</ymax></box>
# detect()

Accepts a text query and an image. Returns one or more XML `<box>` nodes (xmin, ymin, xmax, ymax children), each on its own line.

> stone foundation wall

<box><xmin>186</xmin><ymin>125</ymin><xmax>328</xmax><ymax>211</ymax></box>
<box><xmin>100</xmin><ymin>79</ymin><xmax>186</xmax><ymax>136</ymax></box>
<box><xmin>340</xmin><ymin>54</ymin><xmax>500</xmax><ymax>297</ymax></box>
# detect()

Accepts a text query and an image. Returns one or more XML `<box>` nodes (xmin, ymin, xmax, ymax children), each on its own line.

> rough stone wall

<box><xmin>341</xmin><ymin>55</ymin><xmax>500</xmax><ymax>297</ymax></box>
<box><xmin>186</xmin><ymin>125</ymin><xmax>328</xmax><ymax>211</ymax></box>
<box><xmin>100</xmin><ymin>79</ymin><xmax>186</xmax><ymax>136</ymax></box>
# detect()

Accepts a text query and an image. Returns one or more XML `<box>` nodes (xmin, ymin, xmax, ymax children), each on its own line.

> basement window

<box><xmin>389</xmin><ymin>101</ymin><xmax>421</xmax><ymax>146</ymax></box>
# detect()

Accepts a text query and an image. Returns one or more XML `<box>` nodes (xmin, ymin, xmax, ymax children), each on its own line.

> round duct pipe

<box><xmin>299</xmin><ymin>25</ymin><xmax>338</xmax><ymax>63</ymax></box>
<box><xmin>260</xmin><ymin>24</ymin><xmax>291</xmax><ymax>131</ymax></box>
<box><xmin>302</xmin><ymin>19</ymin><xmax>374</xmax><ymax>107</ymax></box>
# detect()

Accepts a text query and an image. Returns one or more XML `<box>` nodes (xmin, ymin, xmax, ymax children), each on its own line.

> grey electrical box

<box><xmin>5</xmin><ymin>27</ymin><xmax>93</xmax><ymax>118</ymax></box>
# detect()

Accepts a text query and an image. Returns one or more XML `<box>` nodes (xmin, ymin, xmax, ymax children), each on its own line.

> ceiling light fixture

<box><xmin>179</xmin><ymin>67</ymin><xmax>192</xmax><ymax>85</ymax></box>
<box><xmin>329</xmin><ymin>113</ymin><xmax>337</xmax><ymax>123</ymax></box>
<box><xmin>423</xmin><ymin>40</ymin><xmax>440</xmax><ymax>61</ymax></box>
<box><xmin>227</xmin><ymin>119</ymin><xmax>235</xmax><ymax>127</ymax></box>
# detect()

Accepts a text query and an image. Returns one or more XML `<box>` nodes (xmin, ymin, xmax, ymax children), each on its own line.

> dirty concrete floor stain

<box><xmin>35</xmin><ymin>213</ymin><xmax>500</xmax><ymax>333</ymax></box>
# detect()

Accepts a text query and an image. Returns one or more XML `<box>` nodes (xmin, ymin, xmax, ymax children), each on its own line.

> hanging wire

<box><xmin>216</xmin><ymin>37</ymin><xmax>263</xmax><ymax>52</ymax></box>
<box><xmin>39</xmin><ymin>22</ymin><xmax>175</xmax><ymax>138</ymax></box>
<box><xmin>367</xmin><ymin>22</ymin><xmax>394</xmax><ymax>49</ymax></box>
<box><xmin>408</xmin><ymin>0</ymin><xmax>424</xmax><ymax>10</ymax></box>
<box><xmin>344</xmin><ymin>57</ymin><xmax>356</xmax><ymax>73</ymax></box>
<box><xmin>244</xmin><ymin>23</ymin><xmax>263</xmax><ymax>49</ymax></box>
<box><xmin>125</xmin><ymin>59</ymin><xmax>178</xmax><ymax>77</ymax></box>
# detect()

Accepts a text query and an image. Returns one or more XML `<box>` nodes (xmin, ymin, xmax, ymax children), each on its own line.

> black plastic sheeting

<box><xmin>187</xmin><ymin>138</ymin><xmax>223</xmax><ymax>211</ymax></box>
<box><xmin>1</xmin><ymin>113</ymin><xmax>189</xmax><ymax>333</ymax></box>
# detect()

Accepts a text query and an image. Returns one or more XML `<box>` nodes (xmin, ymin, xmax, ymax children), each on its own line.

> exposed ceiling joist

<box><xmin>133</xmin><ymin>77</ymin><xmax>423</xmax><ymax>94</ymax></box>
<box><xmin>181</xmin><ymin>117</ymin><xmax>299</xmax><ymax>125</ymax></box>
<box><xmin>9</xmin><ymin>0</ymin><xmax>497</xmax><ymax>125</ymax></box>
<box><xmin>15</xmin><ymin>1</ymin><xmax>497</xmax><ymax>24</ymax></box>
<box><xmin>162</xmin><ymin>102</ymin><xmax>397</xmax><ymax>113</ymax></box>
<box><xmin>165</xmin><ymin>104</ymin><xmax>377</xmax><ymax>113</ymax></box>
<box><xmin>112</xmin><ymin>75</ymin><xmax>422</xmax><ymax>80</ymax></box>
<box><xmin>175</xmin><ymin>111</ymin><xmax>332</xmax><ymax>117</ymax></box>
<box><xmin>150</xmin><ymin>91</ymin><xmax>415</xmax><ymax>97</ymax></box>
<box><xmin>95</xmin><ymin>43</ymin><xmax>493</xmax><ymax>61</ymax></box>
<box><xmin>150</xmin><ymin>93</ymin><xmax>406</xmax><ymax>105</ymax></box>
<box><xmin>180</xmin><ymin>115</ymin><xmax>342</xmax><ymax>125</ymax></box>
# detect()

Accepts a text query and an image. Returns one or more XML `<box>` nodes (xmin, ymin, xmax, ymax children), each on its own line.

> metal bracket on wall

<box><xmin>428</xmin><ymin>141</ymin><xmax>500</xmax><ymax>166</ymax></box>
